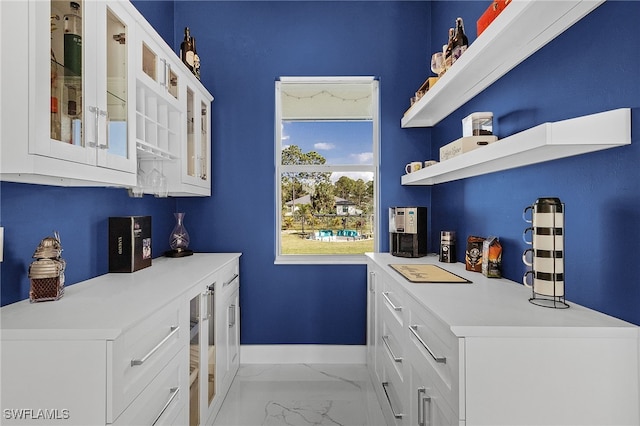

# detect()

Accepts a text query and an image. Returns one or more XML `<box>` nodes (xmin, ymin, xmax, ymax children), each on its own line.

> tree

<box><xmin>311</xmin><ymin>181</ymin><xmax>334</xmax><ymax>214</ymax></box>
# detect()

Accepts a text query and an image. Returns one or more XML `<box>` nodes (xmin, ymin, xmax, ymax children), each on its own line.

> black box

<box><xmin>109</xmin><ymin>216</ymin><xmax>152</xmax><ymax>273</ymax></box>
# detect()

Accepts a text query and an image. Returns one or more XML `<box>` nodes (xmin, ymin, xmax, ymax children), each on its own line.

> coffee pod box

<box><xmin>465</xmin><ymin>235</ymin><xmax>485</xmax><ymax>272</ymax></box>
<box><xmin>109</xmin><ymin>216</ymin><xmax>152</xmax><ymax>273</ymax></box>
<box><xmin>440</xmin><ymin>135</ymin><xmax>498</xmax><ymax>161</ymax></box>
<box><xmin>482</xmin><ymin>236</ymin><xmax>502</xmax><ymax>278</ymax></box>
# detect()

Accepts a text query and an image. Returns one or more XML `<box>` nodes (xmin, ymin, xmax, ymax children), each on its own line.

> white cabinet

<box><xmin>186</xmin><ymin>256</ymin><xmax>240</xmax><ymax>426</ymax></box>
<box><xmin>0</xmin><ymin>253</ymin><xmax>241</xmax><ymax>426</ymax></box>
<box><xmin>0</xmin><ymin>0</ymin><xmax>213</xmax><ymax>197</ymax></box>
<box><xmin>0</xmin><ymin>0</ymin><xmax>137</xmax><ymax>187</ymax></box>
<box><xmin>215</xmin><ymin>262</ymin><xmax>240</xmax><ymax>402</ymax></box>
<box><xmin>132</xmin><ymin>11</ymin><xmax>213</xmax><ymax>197</ymax></box>
<box><xmin>366</xmin><ymin>253</ymin><xmax>640</xmax><ymax>426</ymax></box>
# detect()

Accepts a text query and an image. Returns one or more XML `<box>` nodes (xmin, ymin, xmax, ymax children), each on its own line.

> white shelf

<box><xmin>401</xmin><ymin>0</ymin><xmax>604</xmax><ymax>128</ymax></box>
<box><xmin>401</xmin><ymin>108</ymin><xmax>631</xmax><ymax>186</ymax></box>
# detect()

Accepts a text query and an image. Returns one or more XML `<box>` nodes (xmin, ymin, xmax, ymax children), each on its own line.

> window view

<box><xmin>275</xmin><ymin>78</ymin><xmax>379</xmax><ymax>260</ymax></box>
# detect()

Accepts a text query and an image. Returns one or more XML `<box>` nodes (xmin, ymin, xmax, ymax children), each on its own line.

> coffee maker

<box><xmin>389</xmin><ymin>207</ymin><xmax>428</xmax><ymax>257</ymax></box>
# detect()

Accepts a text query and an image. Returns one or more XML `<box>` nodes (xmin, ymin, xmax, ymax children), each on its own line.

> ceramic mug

<box><xmin>522</xmin><ymin>227</ymin><xmax>564</xmax><ymax>250</ymax></box>
<box><xmin>523</xmin><ymin>270</ymin><xmax>565</xmax><ymax>297</ymax></box>
<box><xmin>522</xmin><ymin>249</ymin><xmax>564</xmax><ymax>273</ymax></box>
<box><xmin>424</xmin><ymin>160</ymin><xmax>438</xmax><ymax>167</ymax></box>
<box><xmin>405</xmin><ymin>162</ymin><xmax>422</xmax><ymax>173</ymax></box>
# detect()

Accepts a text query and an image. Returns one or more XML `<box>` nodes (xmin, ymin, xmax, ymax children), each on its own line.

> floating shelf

<box><xmin>401</xmin><ymin>108</ymin><xmax>631</xmax><ymax>186</ymax></box>
<box><xmin>401</xmin><ymin>0</ymin><xmax>604</xmax><ymax>128</ymax></box>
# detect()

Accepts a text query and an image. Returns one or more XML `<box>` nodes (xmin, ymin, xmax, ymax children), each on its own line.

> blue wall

<box><xmin>429</xmin><ymin>1</ymin><xmax>640</xmax><ymax>326</ymax></box>
<box><xmin>0</xmin><ymin>184</ymin><xmax>177</xmax><ymax>305</ymax></box>
<box><xmin>171</xmin><ymin>1</ymin><xmax>432</xmax><ymax>344</ymax></box>
<box><xmin>1</xmin><ymin>1</ymin><xmax>638</xmax><ymax>349</ymax></box>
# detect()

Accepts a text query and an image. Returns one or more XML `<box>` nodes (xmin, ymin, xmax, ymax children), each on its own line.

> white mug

<box><xmin>522</xmin><ymin>227</ymin><xmax>564</xmax><ymax>250</ymax></box>
<box><xmin>405</xmin><ymin>162</ymin><xmax>422</xmax><ymax>173</ymax></box>
<box><xmin>523</xmin><ymin>270</ymin><xmax>565</xmax><ymax>297</ymax></box>
<box><xmin>522</xmin><ymin>249</ymin><xmax>564</xmax><ymax>273</ymax></box>
<box><xmin>523</xmin><ymin>210</ymin><xmax>564</xmax><ymax>228</ymax></box>
<box><xmin>424</xmin><ymin>160</ymin><xmax>438</xmax><ymax>167</ymax></box>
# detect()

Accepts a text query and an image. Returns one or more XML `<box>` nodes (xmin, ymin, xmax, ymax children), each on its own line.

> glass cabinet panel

<box><xmin>200</xmin><ymin>100</ymin><xmax>208</xmax><ymax>181</ymax></box>
<box><xmin>106</xmin><ymin>8</ymin><xmax>127</xmax><ymax>158</ymax></box>
<box><xmin>189</xmin><ymin>294</ymin><xmax>200</xmax><ymax>426</ymax></box>
<box><xmin>207</xmin><ymin>286</ymin><xmax>216</xmax><ymax>408</ymax></box>
<box><xmin>186</xmin><ymin>88</ymin><xmax>195</xmax><ymax>178</ymax></box>
<box><xmin>51</xmin><ymin>0</ymin><xmax>83</xmax><ymax>146</ymax></box>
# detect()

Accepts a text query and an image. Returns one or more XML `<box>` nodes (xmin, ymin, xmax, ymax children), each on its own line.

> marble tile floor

<box><xmin>211</xmin><ymin>364</ymin><xmax>387</xmax><ymax>426</ymax></box>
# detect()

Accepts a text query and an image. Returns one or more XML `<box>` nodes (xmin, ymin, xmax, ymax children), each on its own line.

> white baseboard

<box><xmin>240</xmin><ymin>345</ymin><xmax>366</xmax><ymax>364</ymax></box>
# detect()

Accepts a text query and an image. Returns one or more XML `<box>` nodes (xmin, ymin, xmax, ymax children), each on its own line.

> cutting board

<box><xmin>389</xmin><ymin>264</ymin><xmax>472</xmax><ymax>283</ymax></box>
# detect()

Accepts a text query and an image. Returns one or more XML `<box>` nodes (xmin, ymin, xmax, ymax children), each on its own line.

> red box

<box><xmin>477</xmin><ymin>0</ymin><xmax>511</xmax><ymax>37</ymax></box>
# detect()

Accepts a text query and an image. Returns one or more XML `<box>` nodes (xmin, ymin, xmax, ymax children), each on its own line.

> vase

<box><xmin>166</xmin><ymin>212</ymin><xmax>193</xmax><ymax>257</ymax></box>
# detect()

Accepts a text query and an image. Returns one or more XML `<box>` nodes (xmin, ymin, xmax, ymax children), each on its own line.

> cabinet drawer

<box><xmin>406</xmin><ymin>296</ymin><xmax>460</xmax><ymax>415</ymax></box>
<box><xmin>380</xmin><ymin>351</ymin><xmax>407</xmax><ymax>426</ymax></box>
<box><xmin>381</xmin><ymin>304</ymin><xmax>405</xmax><ymax>380</ymax></box>
<box><xmin>219</xmin><ymin>260</ymin><xmax>239</xmax><ymax>296</ymax></box>
<box><xmin>380</xmin><ymin>273</ymin><xmax>405</xmax><ymax>328</ymax></box>
<box><xmin>114</xmin><ymin>350</ymin><xmax>186</xmax><ymax>426</ymax></box>
<box><xmin>109</xmin><ymin>300</ymin><xmax>184</xmax><ymax>422</ymax></box>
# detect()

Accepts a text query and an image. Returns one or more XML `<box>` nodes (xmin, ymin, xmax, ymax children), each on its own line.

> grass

<box><xmin>281</xmin><ymin>231</ymin><xmax>374</xmax><ymax>254</ymax></box>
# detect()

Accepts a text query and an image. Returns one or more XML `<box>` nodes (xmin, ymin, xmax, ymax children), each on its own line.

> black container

<box><xmin>439</xmin><ymin>231</ymin><xmax>456</xmax><ymax>263</ymax></box>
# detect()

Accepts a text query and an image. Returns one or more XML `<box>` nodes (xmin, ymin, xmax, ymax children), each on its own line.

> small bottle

<box><xmin>444</xmin><ymin>28</ymin><xmax>455</xmax><ymax>71</ymax></box>
<box><xmin>50</xmin><ymin>96</ymin><xmax>61</xmax><ymax>141</ymax></box>
<box><xmin>192</xmin><ymin>36</ymin><xmax>201</xmax><ymax>80</ymax></box>
<box><xmin>439</xmin><ymin>231</ymin><xmax>456</xmax><ymax>263</ymax></box>
<box><xmin>180</xmin><ymin>27</ymin><xmax>195</xmax><ymax>72</ymax></box>
<box><xmin>451</xmin><ymin>17</ymin><xmax>468</xmax><ymax>65</ymax></box>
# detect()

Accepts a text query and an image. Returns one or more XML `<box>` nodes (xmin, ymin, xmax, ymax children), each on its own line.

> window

<box><xmin>275</xmin><ymin>77</ymin><xmax>379</xmax><ymax>264</ymax></box>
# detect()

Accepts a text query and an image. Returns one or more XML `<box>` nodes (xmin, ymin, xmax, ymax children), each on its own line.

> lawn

<box><xmin>281</xmin><ymin>231</ymin><xmax>374</xmax><ymax>254</ymax></box>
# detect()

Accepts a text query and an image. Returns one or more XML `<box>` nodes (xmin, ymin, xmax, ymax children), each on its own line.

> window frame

<box><xmin>274</xmin><ymin>76</ymin><xmax>380</xmax><ymax>265</ymax></box>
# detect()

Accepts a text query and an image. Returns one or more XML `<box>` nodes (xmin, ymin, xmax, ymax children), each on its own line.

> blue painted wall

<box><xmin>170</xmin><ymin>1</ymin><xmax>432</xmax><ymax>344</ymax></box>
<box><xmin>1</xmin><ymin>1</ymin><xmax>637</xmax><ymax>350</ymax></box>
<box><xmin>428</xmin><ymin>1</ymin><xmax>640</xmax><ymax>326</ymax></box>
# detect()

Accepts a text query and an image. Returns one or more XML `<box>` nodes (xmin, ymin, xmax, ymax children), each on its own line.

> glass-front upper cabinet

<box><xmin>43</xmin><ymin>1</ymin><xmax>135</xmax><ymax>173</ymax></box>
<box><xmin>181</xmin><ymin>84</ymin><xmax>212</xmax><ymax>194</ymax></box>
<box><xmin>0</xmin><ymin>0</ymin><xmax>136</xmax><ymax>186</ymax></box>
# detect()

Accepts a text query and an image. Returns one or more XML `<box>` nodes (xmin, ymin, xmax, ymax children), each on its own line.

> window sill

<box><xmin>274</xmin><ymin>254</ymin><xmax>368</xmax><ymax>265</ymax></box>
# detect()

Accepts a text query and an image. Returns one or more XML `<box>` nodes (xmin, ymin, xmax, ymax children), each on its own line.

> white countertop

<box><xmin>1</xmin><ymin>253</ymin><xmax>241</xmax><ymax>341</ymax></box>
<box><xmin>367</xmin><ymin>253</ymin><xmax>638</xmax><ymax>338</ymax></box>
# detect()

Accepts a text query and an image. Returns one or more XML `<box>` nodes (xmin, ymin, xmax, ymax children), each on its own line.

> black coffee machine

<box><xmin>389</xmin><ymin>207</ymin><xmax>428</xmax><ymax>257</ymax></box>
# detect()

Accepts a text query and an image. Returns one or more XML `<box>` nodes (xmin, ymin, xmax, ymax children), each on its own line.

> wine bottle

<box><xmin>180</xmin><ymin>27</ymin><xmax>195</xmax><ymax>72</ymax></box>
<box><xmin>451</xmin><ymin>17</ymin><xmax>468</xmax><ymax>65</ymax></box>
<box><xmin>63</xmin><ymin>2</ymin><xmax>82</xmax><ymax>77</ymax></box>
<box><xmin>192</xmin><ymin>36</ymin><xmax>201</xmax><ymax>80</ymax></box>
<box><xmin>444</xmin><ymin>27</ymin><xmax>454</xmax><ymax>71</ymax></box>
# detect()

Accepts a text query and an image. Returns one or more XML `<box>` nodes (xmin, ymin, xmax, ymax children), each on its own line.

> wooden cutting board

<box><xmin>389</xmin><ymin>264</ymin><xmax>472</xmax><ymax>283</ymax></box>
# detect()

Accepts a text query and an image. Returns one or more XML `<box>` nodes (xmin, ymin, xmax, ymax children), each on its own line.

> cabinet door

<box><xmin>181</xmin><ymin>85</ymin><xmax>211</xmax><ymax>190</ymax></box>
<box><xmin>409</xmin><ymin>363</ymin><xmax>457</xmax><ymax>426</ymax></box>
<box><xmin>227</xmin><ymin>288</ymin><xmax>240</xmax><ymax>373</ymax></box>
<box><xmin>366</xmin><ymin>267</ymin><xmax>379</xmax><ymax>379</ymax></box>
<box><xmin>32</xmin><ymin>0</ymin><xmax>135</xmax><ymax>176</ymax></box>
<box><xmin>95</xmin><ymin>1</ymin><xmax>136</xmax><ymax>174</ymax></box>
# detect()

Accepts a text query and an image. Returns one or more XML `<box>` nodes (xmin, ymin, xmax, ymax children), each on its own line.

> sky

<box><xmin>282</xmin><ymin>121</ymin><xmax>373</xmax><ymax>166</ymax></box>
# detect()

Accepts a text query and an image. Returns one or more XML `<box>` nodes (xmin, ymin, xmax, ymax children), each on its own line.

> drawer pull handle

<box><xmin>409</xmin><ymin>325</ymin><xmax>446</xmax><ymax>364</ymax></box>
<box><xmin>382</xmin><ymin>335</ymin><xmax>402</xmax><ymax>362</ymax></box>
<box><xmin>229</xmin><ymin>304</ymin><xmax>236</xmax><ymax>328</ymax></box>
<box><xmin>152</xmin><ymin>386</ymin><xmax>179</xmax><ymax>426</ymax></box>
<box><xmin>131</xmin><ymin>326</ymin><xmax>180</xmax><ymax>366</ymax></box>
<box><xmin>417</xmin><ymin>387</ymin><xmax>432</xmax><ymax>426</ymax></box>
<box><xmin>381</xmin><ymin>382</ymin><xmax>404</xmax><ymax>419</ymax></box>
<box><xmin>382</xmin><ymin>292</ymin><xmax>402</xmax><ymax>311</ymax></box>
<box><xmin>223</xmin><ymin>273</ymin><xmax>239</xmax><ymax>287</ymax></box>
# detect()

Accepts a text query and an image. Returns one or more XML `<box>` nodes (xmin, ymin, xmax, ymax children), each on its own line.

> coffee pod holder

<box><xmin>522</xmin><ymin>198</ymin><xmax>569</xmax><ymax>309</ymax></box>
